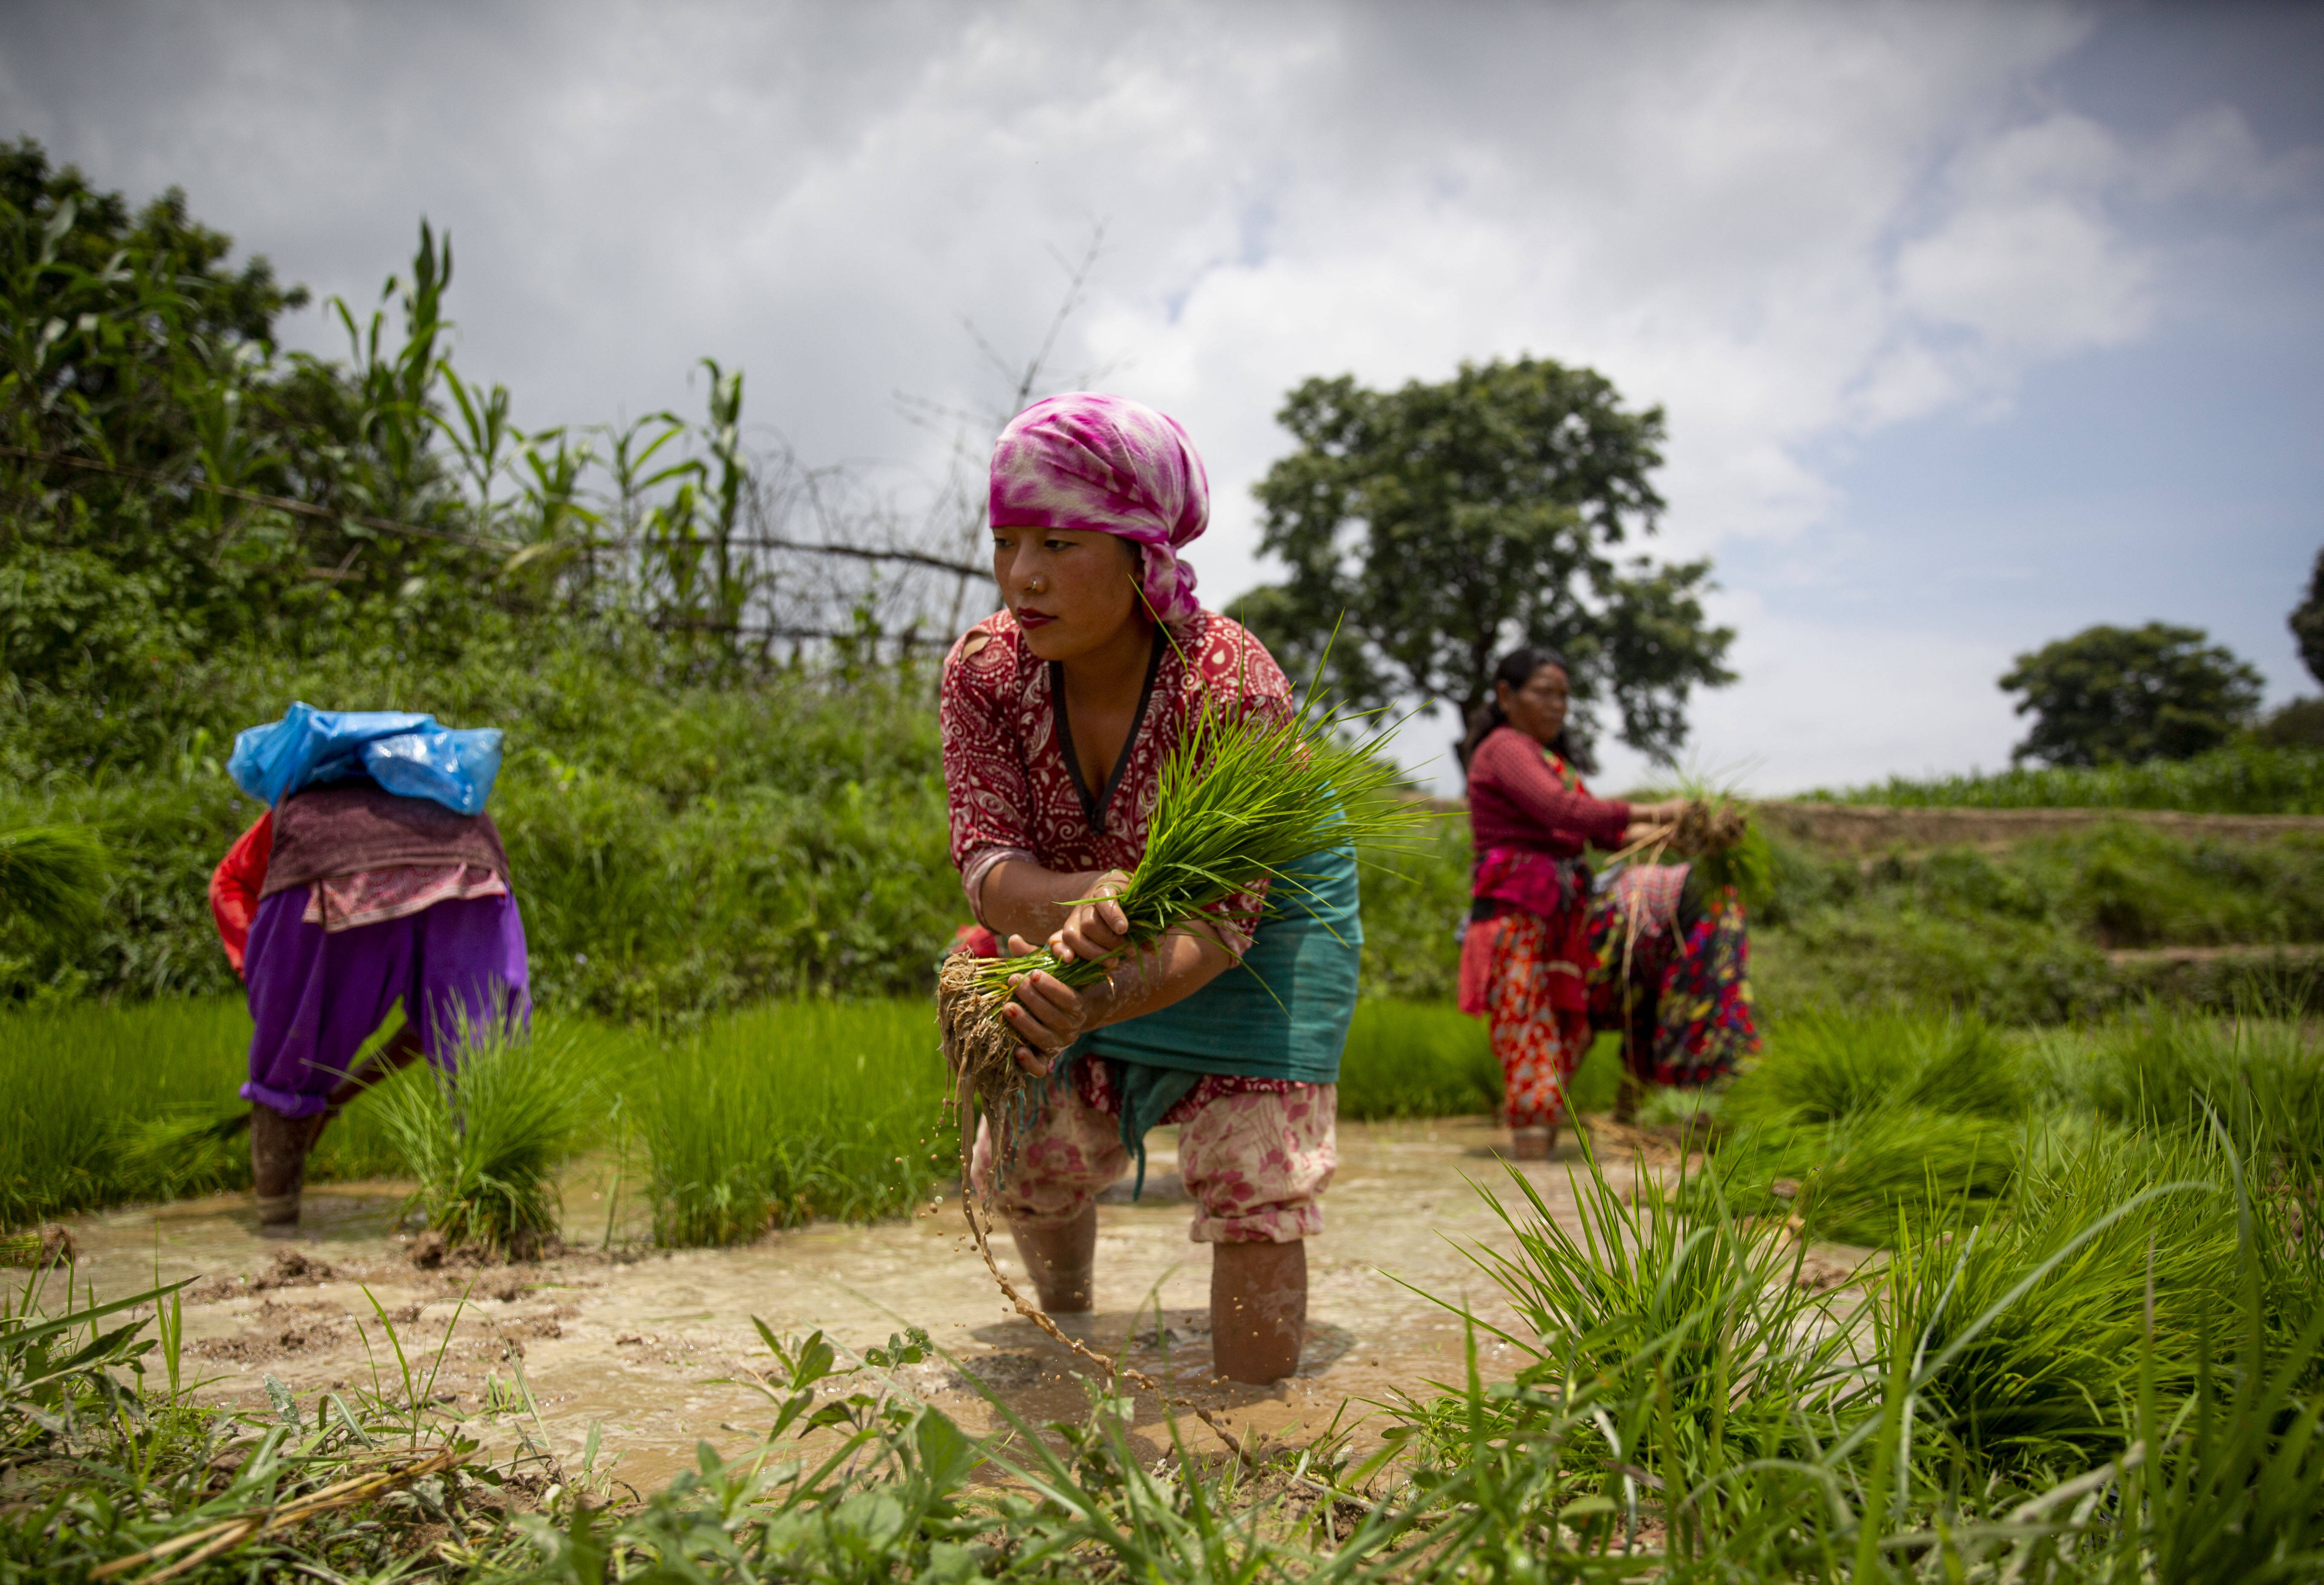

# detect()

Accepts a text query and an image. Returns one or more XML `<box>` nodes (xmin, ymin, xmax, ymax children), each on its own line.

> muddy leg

<box><xmin>1010</xmin><ymin>1203</ymin><xmax>1096</xmax><ymax>1314</ymax></box>
<box><xmin>250</xmin><ymin>1104</ymin><xmax>313</xmax><ymax>1237</ymax></box>
<box><xmin>311</xmin><ymin>1024</ymin><xmax>426</xmax><ymax>1149</ymax></box>
<box><xmin>1508</xmin><ymin>1124</ymin><xmax>1558</xmax><ymax>1160</ymax></box>
<box><xmin>1211</xmin><ymin>1239</ymin><xmax>1306</xmax><ymax>1384</ymax></box>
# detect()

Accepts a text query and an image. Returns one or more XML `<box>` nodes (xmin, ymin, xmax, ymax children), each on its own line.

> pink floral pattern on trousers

<box><xmin>971</xmin><ymin>1079</ymin><xmax>1335</xmax><ymax>1245</ymax></box>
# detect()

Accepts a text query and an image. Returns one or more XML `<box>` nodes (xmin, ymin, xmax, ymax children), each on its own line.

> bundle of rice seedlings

<box><xmin>1612</xmin><ymin>781</ymin><xmax>1773</xmax><ymax>910</ymax></box>
<box><xmin>0</xmin><ymin>824</ymin><xmax>106</xmax><ymax>933</ymax></box>
<box><xmin>938</xmin><ymin>680</ymin><xmax>1419</xmax><ymax>1177</ymax></box>
<box><xmin>1694</xmin><ymin>1107</ymin><xmax>2019</xmax><ymax>1246</ymax></box>
<box><xmin>372</xmin><ymin>1012</ymin><xmax>600</xmax><ymax>1257</ymax></box>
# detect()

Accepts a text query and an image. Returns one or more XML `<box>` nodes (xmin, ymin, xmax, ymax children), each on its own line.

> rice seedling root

<box><xmin>937</xmin><ymin>950</ymin><xmax>1042</xmax><ymax>1184</ymax></box>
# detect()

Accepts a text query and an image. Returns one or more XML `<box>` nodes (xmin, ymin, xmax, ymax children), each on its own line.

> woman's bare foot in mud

<box><xmin>1212</xmin><ymin>1239</ymin><xmax>1306</xmax><ymax>1384</ymax></box>
<box><xmin>1010</xmin><ymin>1204</ymin><xmax>1096</xmax><ymax>1313</ymax></box>
<box><xmin>1508</xmin><ymin>1125</ymin><xmax>1557</xmax><ymax>1161</ymax></box>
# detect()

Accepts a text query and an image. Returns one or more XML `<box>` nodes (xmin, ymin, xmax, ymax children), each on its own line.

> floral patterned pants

<box><xmin>971</xmin><ymin>1079</ymin><xmax>1336</xmax><ymax>1244</ymax></box>
<box><xmin>1483</xmin><ymin>910</ymin><xmax>1590</xmax><ymax>1130</ymax></box>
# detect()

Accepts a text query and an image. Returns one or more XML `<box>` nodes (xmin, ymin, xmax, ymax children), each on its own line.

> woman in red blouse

<box><xmin>1459</xmin><ymin>646</ymin><xmax>1760</xmax><ymax>1157</ymax></box>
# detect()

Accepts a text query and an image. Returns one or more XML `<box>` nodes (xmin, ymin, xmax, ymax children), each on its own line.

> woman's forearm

<box><xmin>977</xmin><ymin>858</ymin><xmax>1114</xmax><ymax>943</ymax></box>
<box><xmin>1085</xmin><ymin>927</ymin><xmax>1236</xmax><ymax>1030</ymax></box>
<box><xmin>981</xmin><ymin>856</ymin><xmax>1238</xmax><ymax>1044</ymax></box>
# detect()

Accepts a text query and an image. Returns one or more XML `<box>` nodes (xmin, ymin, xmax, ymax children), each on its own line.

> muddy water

<box><xmin>49</xmin><ymin>1119</ymin><xmax>1783</xmax><ymax>1492</ymax></box>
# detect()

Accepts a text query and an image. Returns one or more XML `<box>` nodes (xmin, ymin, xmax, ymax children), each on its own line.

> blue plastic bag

<box><xmin>228</xmin><ymin>703</ymin><xmax>504</xmax><ymax>816</ymax></box>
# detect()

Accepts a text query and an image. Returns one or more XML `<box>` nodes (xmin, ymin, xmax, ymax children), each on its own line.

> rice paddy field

<box><xmin>0</xmin><ymin>994</ymin><xmax>1634</xmax><ymax>1237</ymax></box>
<box><xmin>6</xmin><ymin>815</ymin><xmax>2324</xmax><ymax>1578</ymax></box>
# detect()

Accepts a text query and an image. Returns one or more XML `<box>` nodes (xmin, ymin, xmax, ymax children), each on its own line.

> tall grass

<box><xmin>0</xmin><ymin>998</ymin><xmax>406</xmax><ymax>1228</ymax></box>
<box><xmin>626</xmin><ymin>1000</ymin><xmax>953</xmax><ymax>1246</ymax></box>
<box><xmin>1878</xmin><ymin>1122</ymin><xmax>2242</xmax><ymax>1468</ymax></box>
<box><xmin>1804</xmin><ymin>740</ymin><xmax>2324</xmax><ymax>814</ymax></box>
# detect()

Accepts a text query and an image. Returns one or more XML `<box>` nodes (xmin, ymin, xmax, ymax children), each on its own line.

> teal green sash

<box><xmin>1067</xmin><ymin>846</ymin><xmax>1361</xmax><ymax>1191</ymax></box>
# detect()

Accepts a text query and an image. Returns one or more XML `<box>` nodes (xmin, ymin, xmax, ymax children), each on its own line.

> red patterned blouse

<box><xmin>940</xmin><ymin>607</ymin><xmax>1310</xmax><ymax>1118</ymax></box>
<box><xmin>938</xmin><ymin>607</ymin><xmax>1292</xmax><ymax>942</ymax></box>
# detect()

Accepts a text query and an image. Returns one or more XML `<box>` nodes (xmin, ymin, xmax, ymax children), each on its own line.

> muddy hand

<box><xmin>1001</xmin><ymin>933</ymin><xmax>1096</xmax><ymax>1075</ymax></box>
<box><xmin>1050</xmin><ymin>870</ymin><xmax>1132</xmax><ymax>968</ymax></box>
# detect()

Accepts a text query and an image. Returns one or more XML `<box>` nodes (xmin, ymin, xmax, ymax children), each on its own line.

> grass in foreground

<box><xmin>9</xmin><ymin>1116</ymin><xmax>2322</xmax><ymax>1583</ymax></box>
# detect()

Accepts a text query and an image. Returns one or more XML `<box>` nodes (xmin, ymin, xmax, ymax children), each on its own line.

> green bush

<box><xmin>0</xmin><ymin>628</ymin><xmax>966</xmax><ymax>1018</ymax></box>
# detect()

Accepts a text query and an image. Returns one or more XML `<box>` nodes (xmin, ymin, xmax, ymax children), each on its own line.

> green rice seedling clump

<box><xmin>627</xmin><ymin>999</ymin><xmax>952</xmax><ymax>1246</ymax></box>
<box><xmin>1703</xmin><ymin>1107</ymin><xmax>2017</xmax><ymax>1245</ymax></box>
<box><xmin>1725</xmin><ymin>1008</ymin><xmax>2024</xmax><ymax>1126</ymax></box>
<box><xmin>1441</xmin><ymin>1143</ymin><xmax>1861</xmax><ymax>1474</ymax></box>
<box><xmin>1879</xmin><ymin>1122</ymin><xmax>2241</xmax><ymax>1470</ymax></box>
<box><xmin>0</xmin><ymin>824</ymin><xmax>106</xmax><ymax>934</ymax></box>
<box><xmin>1692</xmin><ymin>1009</ymin><xmax>2026</xmax><ymax>1245</ymax></box>
<box><xmin>372</xmin><ymin>1014</ymin><xmax>605</xmax><ymax>1255</ymax></box>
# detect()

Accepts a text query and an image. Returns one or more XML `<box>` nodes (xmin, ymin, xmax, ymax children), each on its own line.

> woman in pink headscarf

<box><xmin>941</xmin><ymin>392</ymin><xmax>1360</xmax><ymax>1385</ymax></box>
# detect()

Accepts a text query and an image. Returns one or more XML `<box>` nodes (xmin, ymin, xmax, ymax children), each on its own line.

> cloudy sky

<box><xmin>6</xmin><ymin>0</ymin><xmax>2320</xmax><ymax>792</ymax></box>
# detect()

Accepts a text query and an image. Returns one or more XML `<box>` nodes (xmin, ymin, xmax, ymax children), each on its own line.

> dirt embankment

<box><xmin>1750</xmin><ymin>801</ymin><xmax>2324</xmax><ymax>855</ymax></box>
<box><xmin>1406</xmin><ymin>794</ymin><xmax>2324</xmax><ymax>854</ymax></box>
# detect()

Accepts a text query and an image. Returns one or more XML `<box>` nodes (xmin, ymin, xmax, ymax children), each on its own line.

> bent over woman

<box><xmin>1458</xmin><ymin>646</ymin><xmax>1759</xmax><ymax>1156</ymax></box>
<box><xmin>942</xmin><ymin>392</ymin><xmax>1358</xmax><ymax>1385</ymax></box>
<box><xmin>211</xmin><ymin>783</ymin><xmax>528</xmax><ymax>1234</ymax></box>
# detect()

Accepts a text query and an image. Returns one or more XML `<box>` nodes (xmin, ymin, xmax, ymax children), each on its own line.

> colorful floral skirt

<box><xmin>1585</xmin><ymin>865</ymin><xmax>1759</xmax><ymax>1087</ymax></box>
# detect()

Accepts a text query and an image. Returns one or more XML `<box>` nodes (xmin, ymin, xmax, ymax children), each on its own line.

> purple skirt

<box><xmin>241</xmin><ymin>890</ymin><xmax>531</xmax><ymax>1119</ymax></box>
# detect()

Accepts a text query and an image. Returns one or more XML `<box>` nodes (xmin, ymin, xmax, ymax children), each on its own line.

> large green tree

<box><xmin>1233</xmin><ymin>356</ymin><xmax>1735</xmax><ymax>768</ymax></box>
<box><xmin>1999</xmin><ymin>622</ymin><xmax>2263</xmax><ymax>767</ymax></box>
<box><xmin>2291</xmin><ymin>546</ymin><xmax>2324</xmax><ymax>687</ymax></box>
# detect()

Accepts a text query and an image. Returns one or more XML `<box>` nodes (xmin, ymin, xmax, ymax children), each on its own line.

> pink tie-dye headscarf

<box><xmin>988</xmin><ymin>392</ymin><xmax>1208</xmax><ymax>626</ymax></box>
